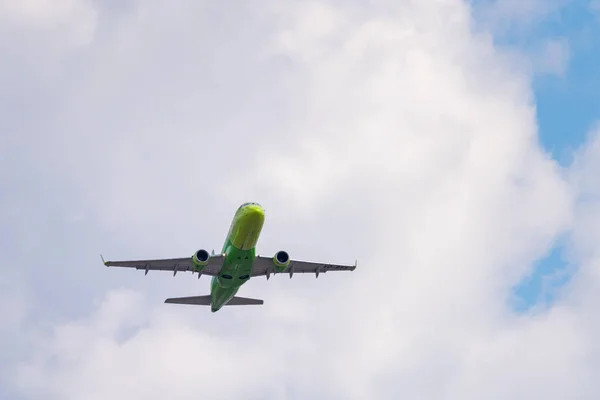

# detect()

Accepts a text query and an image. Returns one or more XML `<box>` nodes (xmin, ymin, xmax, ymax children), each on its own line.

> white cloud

<box><xmin>0</xmin><ymin>0</ymin><xmax>98</xmax><ymax>46</ymax></box>
<box><xmin>2</xmin><ymin>0</ymin><xmax>600</xmax><ymax>399</ymax></box>
<box><xmin>534</xmin><ymin>38</ymin><xmax>571</xmax><ymax>76</ymax></box>
<box><xmin>473</xmin><ymin>0</ymin><xmax>569</xmax><ymax>35</ymax></box>
<box><xmin>470</xmin><ymin>0</ymin><xmax>572</xmax><ymax>80</ymax></box>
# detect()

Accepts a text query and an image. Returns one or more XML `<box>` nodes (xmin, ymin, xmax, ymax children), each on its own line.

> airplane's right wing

<box><xmin>251</xmin><ymin>255</ymin><xmax>356</xmax><ymax>278</ymax></box>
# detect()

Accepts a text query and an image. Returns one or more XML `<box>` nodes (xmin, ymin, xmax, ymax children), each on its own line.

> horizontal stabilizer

<box><xmin>165</xmin><ymin>295</ymin><xmax>211</xmax><ymax>305</ymax></box>
<box><xmin>226</xmin><ymin>296</ymin><xmax>263</xmax><ymax>305</ymax></box>
<box><xmin>164</xmin><ymin>295</ymin><xmax>263</xmax><ymax>306</ymax></box>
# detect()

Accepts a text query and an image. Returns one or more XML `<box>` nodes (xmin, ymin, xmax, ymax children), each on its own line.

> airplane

<box><xmin>102</xmin><ymin>202</ymin><xmax>357</xmax><ymax>312</ymax></box>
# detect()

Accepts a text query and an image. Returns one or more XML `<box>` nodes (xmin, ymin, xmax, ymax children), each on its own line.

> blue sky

<box><xmin>533</xmin><ymin>1</ymin><xmax>600</xmax><ymax>164</ymax></box>
<box><xmin>505</xmin><ymin>1</ymin><xmax>599</xmax><ymax>311</ymax></box>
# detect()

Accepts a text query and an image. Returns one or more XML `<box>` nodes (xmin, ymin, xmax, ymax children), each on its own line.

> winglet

<box><xmin>354</xmin><ymin>259</ymin><xmax>358</xmax><ymax>270</ymax></box>
<box><xmin>100</xmin><ymin>254</ymin><xmax>107</xmax><ymax>266</ymax></box>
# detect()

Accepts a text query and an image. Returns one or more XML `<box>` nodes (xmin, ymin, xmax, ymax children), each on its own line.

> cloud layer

<box><xmin>2</xmin><ymin>0</ymin><xmax>599</xmax><ymax>399</ymax></box>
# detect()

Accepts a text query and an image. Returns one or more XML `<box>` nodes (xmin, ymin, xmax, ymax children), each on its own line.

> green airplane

<box><xmin>102</xmin><ymin>202</ymin><xmax>357</xmax><ymax>312</ymax></box>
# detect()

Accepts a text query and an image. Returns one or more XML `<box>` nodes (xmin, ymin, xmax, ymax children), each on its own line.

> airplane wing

<box><xmin>102</xmin><ymin>254</ymin><xmax>224</xmax><ymax>276</ymax></box>
<box><xmin>251</xmin><ymin>255</ymin><xmax>356</xmax><ymax>278</ymax></box>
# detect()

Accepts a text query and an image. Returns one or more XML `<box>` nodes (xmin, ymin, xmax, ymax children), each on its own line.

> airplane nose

<box><xmin>234</xmin><ymin>203</ymin><xmax>265</xmax><ymax>250</ymax></box>
<box><xmin>245</xmin><ymin>204</ymin><xmax>265</xmax><ymax>221</ymax></box>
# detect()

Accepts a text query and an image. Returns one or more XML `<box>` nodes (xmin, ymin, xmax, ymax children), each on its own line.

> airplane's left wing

<box><xmin>251</xmin><ymin>255</ymin><xmax>356</xmax><ymax>278</ymax></box>
<box><xmin>103</xmin><ymin>254</ymin><xmax>224</xmax><ymax>276</ymax></box>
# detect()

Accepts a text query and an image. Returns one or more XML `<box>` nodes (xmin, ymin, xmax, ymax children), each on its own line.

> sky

<box><xmin>1</xmin><ymin>0</ymin><xmax>600</xmax><ymax>399</ymax></box>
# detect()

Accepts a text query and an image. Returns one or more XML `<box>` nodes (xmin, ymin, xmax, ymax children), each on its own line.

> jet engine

<box><xmin>192</xmin><ymin>249</ymin><xmax>210</xmax><ymax>272</ymax></box>
<box><xmin>273</xmin><ymin>250</ymin><xmax>290</xmax><ymax>272</ymax></box>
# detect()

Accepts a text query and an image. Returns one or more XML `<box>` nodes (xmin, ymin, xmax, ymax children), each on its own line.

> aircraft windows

<box><xmin>239</xmin><ymin>275</ymin><xmax>249</xmax><ymax>280</ymax></box>
<box><xmin>221</xmin><ymin>274</ymin><xmax>233</xmax><ymax>279</ymax></box>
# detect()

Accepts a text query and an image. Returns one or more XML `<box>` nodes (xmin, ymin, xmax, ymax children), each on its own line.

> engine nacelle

<box><xmin>192</xmin><ymin>249</ymin><xmax>210</xmax><ymax>272</ymax></box>
<box><xmin>273</xmin><ymin>250</ymin><xmax>290</xmax><ymax>272</ymax></box>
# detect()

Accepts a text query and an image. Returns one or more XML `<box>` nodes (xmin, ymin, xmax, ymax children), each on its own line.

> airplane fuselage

<box><xmin>210</xmin><ymin>202</ymin><xmax>265</xmax><ymax>312</ymax></box>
